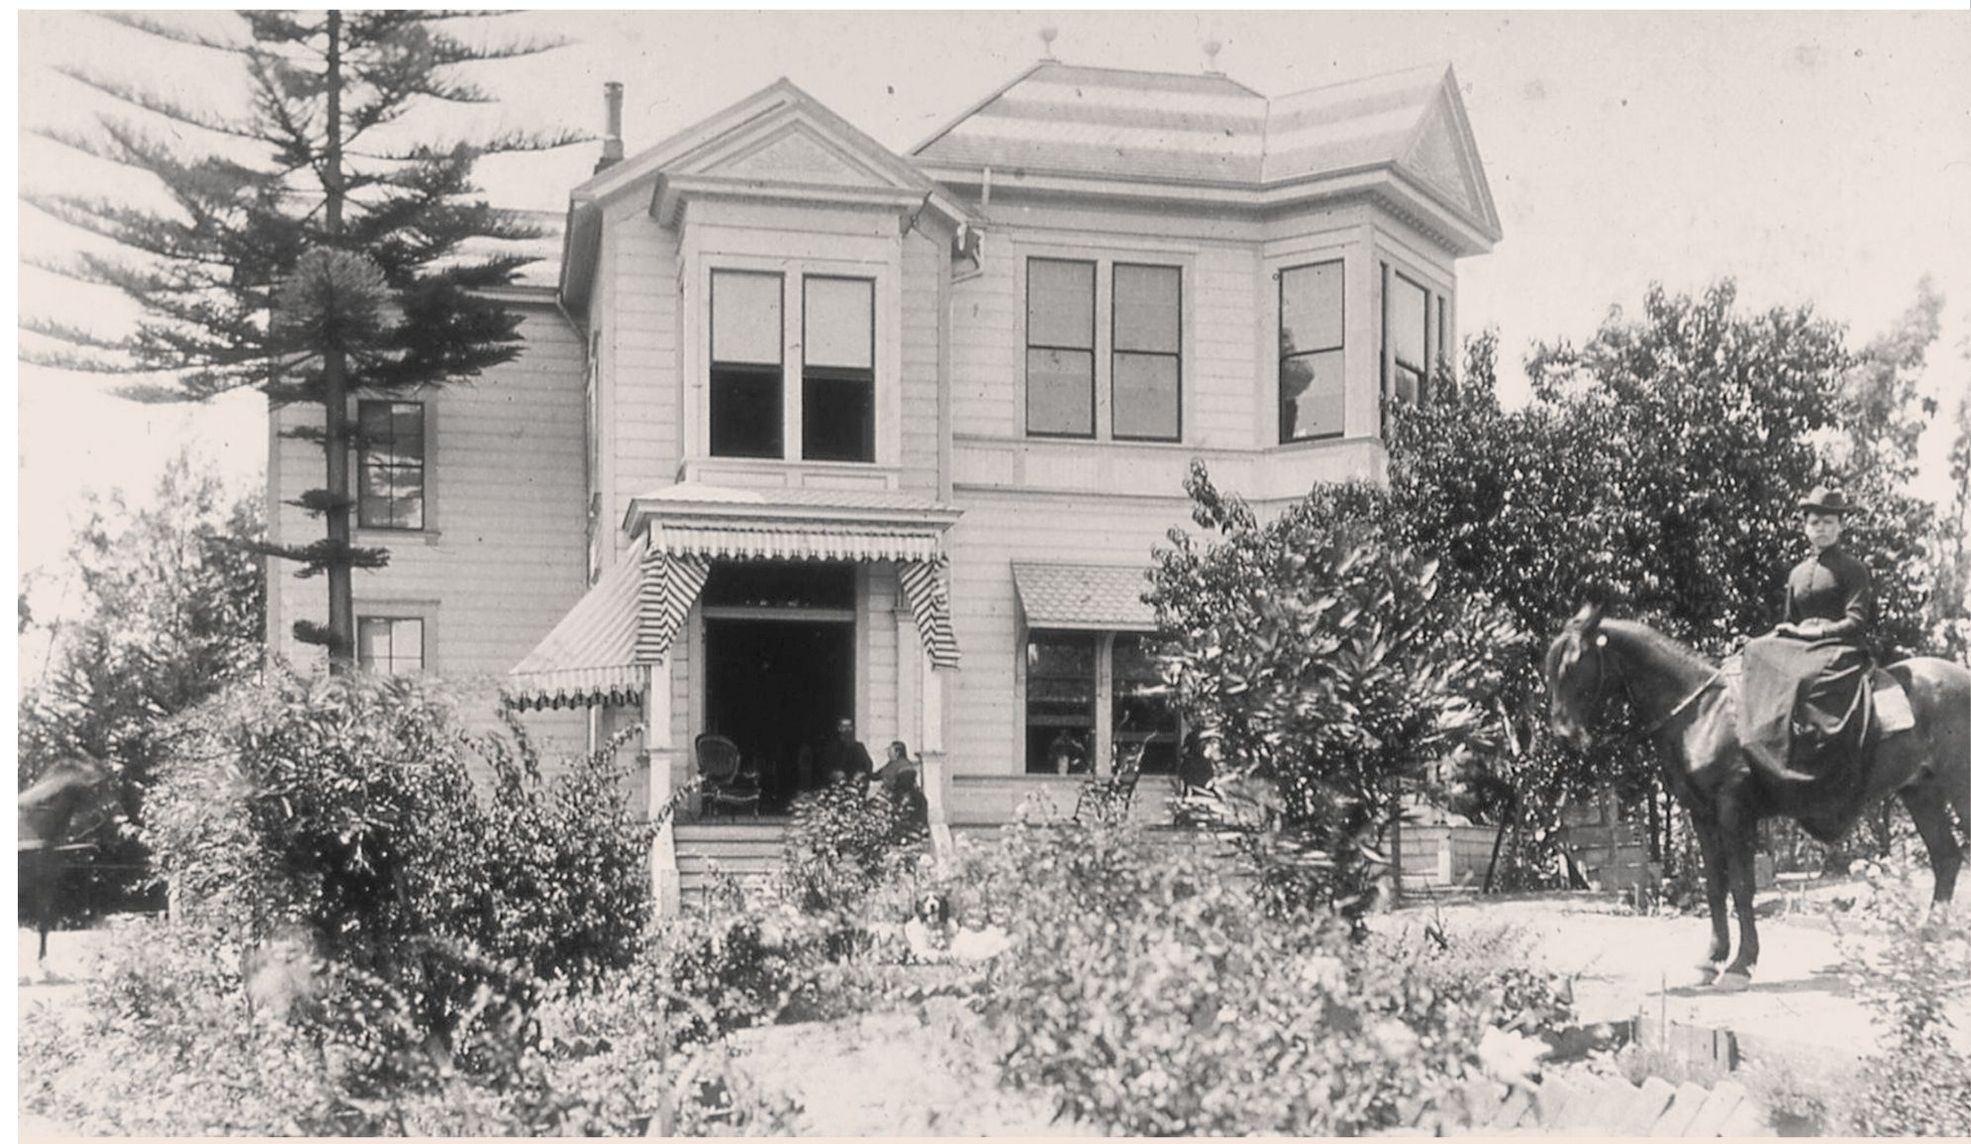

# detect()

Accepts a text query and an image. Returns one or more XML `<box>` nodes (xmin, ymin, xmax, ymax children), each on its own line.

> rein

<box><xmin>1588</xmin><ymin>636</ymin><xmax>1725</xmax><ymax>738</ymax></box>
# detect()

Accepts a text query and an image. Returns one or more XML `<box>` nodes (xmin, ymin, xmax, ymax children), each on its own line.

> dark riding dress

<box><xmin>1740</xmin><ymin>545</ymin><xmax>1875</xmax><ymax>841</ymax></box>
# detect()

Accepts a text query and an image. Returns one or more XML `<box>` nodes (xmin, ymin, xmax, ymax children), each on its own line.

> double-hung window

<box><xmin>1387</xmin><ymin>270</ymin><xmax>1431</xmax><ymax>406</ymax></box>
<box><xmin>1026</xmin><ymin>257</ymin><xmax>1183</xmax><ymax>443</ymax></box>
<box><xmin>357</xmin><ymin>616</ymin><xmax>425</xmax><ymax>675</ymax></box>
<box><xmin>357</xmin><ymin>400</ymin><xmax>426</xmax><ymax>529</ymax></box>
<box><xmin>1024</xmin><ymin>630</ymin><xmax>1180</xmax><ymax>775</ymax></box>
<box><xmin>1111</xmin><ymin>264</ymin><xmax>1182</xmax><ymax>441</ymax></box>
<box><xmin>801</xmin><ymin>276</ymin><xmax>875</xmax><ymax>462</ymax></box>
<box><xmin>710</xmin><ymin>268</ymin><xmax>876</xmax><ymax>462</ymax></box>
<box><xmin>1279</xmin><ymin>260</ymin><xmax>1347</xmax><ymax>442</ymax></box>
<box><xmin>710</xmin><ymin>270</ymin><xmax>785</xmax><ymax>458</ymax></box>
<box><xmin>1025</xmin><ymin>259</ymin><xmax>1096</xmax><ymax>438</ymax></box>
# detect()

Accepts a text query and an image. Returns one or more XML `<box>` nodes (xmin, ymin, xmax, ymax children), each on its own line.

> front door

<box><xmin>704</xmin><ymin>617</ymin><xmax>855</xmax><ymax>814</ymax></box>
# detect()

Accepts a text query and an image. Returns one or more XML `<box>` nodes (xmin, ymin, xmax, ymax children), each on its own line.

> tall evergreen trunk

<box><xmin>322</xmin><ymin>9</ymin><xmax>353</xmax><ymax>671</ymax></box>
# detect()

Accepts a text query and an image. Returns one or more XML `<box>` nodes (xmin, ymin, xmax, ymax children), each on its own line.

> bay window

<box><xmin>710</xmin><ymin>267</ymin><xmax>877</xmax><ymax>462</ymax></box>
<box><xmin>1279</xmin><ymin>260</ymin><xmax>1346</xmax><ymax>442</ymax></box>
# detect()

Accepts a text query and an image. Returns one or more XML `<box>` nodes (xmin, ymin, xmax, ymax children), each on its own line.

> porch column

<box><xmin>645</xmin><ymin>659</ymin><xmax>681</xmax><ymax>916</ymax></box>
<box><xmin>920</xmin><ymin>652</ymin><xmax>953</xmax><ymax>855</ymax></box>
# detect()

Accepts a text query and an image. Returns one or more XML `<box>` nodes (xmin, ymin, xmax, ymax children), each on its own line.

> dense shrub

<box><xmin>144</xmin><ymin>667</ymin><xmax>653</xmax><ymax>1040</ymax></box>
<box><xmin>963</xmin><ymin>820</ymin><xmax>1572</xmax><ymax>1135</ymax></box>
<box><xmin>1148</xmin><ymin>468</ymin><xmax>1521</xmax><ymax>919</ymax></box>
<box><xmin>775</xmin><ymin>780</ymin><xmax>926</xmax><ymax>915</ymax></box>
<box><xmin>1833</xmin><ymin>860</ymin><xmax>1971</xmax><ymax>1135</ymax></box>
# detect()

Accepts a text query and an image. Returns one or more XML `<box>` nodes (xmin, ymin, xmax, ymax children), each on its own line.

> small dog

<box><xmin>903</xmin><ymin>890</ymin><xmax>956</xmax><ymax>962</ymax></box>
<box><xmin>914</xmin><ymin>890</ymin><xmax>951</xmax><ymax>928</ymax></box>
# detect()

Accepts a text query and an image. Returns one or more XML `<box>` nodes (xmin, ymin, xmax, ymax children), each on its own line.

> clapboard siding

<box><xmin>898</xmin><ymin>230</ymin><xmax>943</xmax><ymax>495</ymax></box>
<box><xmin>608</xmin><ymin>214</ymin><xmax>684</xmax><ymax>536</ymax></box>
<box><xmin>267</xmin><ymin>305</ymin><xmax>588</xmax><ymax>687</ymax></box>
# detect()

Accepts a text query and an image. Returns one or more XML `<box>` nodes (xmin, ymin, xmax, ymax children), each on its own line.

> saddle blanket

<box><xmin>1871</xmin><ymin>668</ymin><xmax>1915</xmax><ymax>736</ymax></box>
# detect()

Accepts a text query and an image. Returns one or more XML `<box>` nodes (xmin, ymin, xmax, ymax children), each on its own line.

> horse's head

<box><xmin>1544</xmin><ymin>603</ymin><xmax>1611</xmax><ymax>749</ymax></box>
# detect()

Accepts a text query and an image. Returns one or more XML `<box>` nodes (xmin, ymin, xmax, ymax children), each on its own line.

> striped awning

<box><xmin>505</xmin><ymin>536</ymin><xmax>650</xmax><ymax>709</ymax></box>
<box><xmin>1013</xmin><ymin>562</ymin><xmax>1157</xmax><ymax>632</ymax></box>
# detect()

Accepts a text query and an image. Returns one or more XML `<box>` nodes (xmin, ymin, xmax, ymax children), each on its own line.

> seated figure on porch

<box><xmin>874</xmin><ymin>740</ymin><xmax>929</xmax><ymax>825</ymax></box>
<box><xmin>820</xmin><ymin>717</ymin><xmax>874</xmax><ymax>786</ymax></box>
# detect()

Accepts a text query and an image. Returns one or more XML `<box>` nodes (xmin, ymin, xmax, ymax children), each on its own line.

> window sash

<box><xmin>801</xmin><ymin>276</ymin><xmax>876</xmax><ymax>462</ymax></box>
<box><xmin>357</xmin><ymin>401</ymin><xmax>425</xmax><ymax>530</ymax></box>
<box><xmin>357</xmin><ymin>616</ymin><xmax>425</xmax><ymax>676</ymax></box>
<box><xmin>1279</xmin><ymin>261</ymin><xmax>1346</xmax><ymax>443</ymax></box>
<box><xmin>1111</xmin><ymin>263</ymin><xmax>1182</xmax><ymax>442</ymax></box>
<box><xmin>1389</xmin><ymin>270</ymin><xmax>1430</xmax><ymax>407</ymax></box>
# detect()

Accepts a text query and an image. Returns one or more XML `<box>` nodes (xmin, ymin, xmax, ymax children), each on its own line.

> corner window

<box><xmin>1111</xmin><ymin>264</ymin><xmax>1181</xmax><ymax>442</ymax></box>
<box><xmin>1111</xmin><ymin>634</ymin><xmax>1179</xmax><ymax>773</ymax></box>
<box><xmin>801</xmin><ymin>276</ymin><xmax>875</xmax><ymax>462</ymax></box>
<box><xmin>1025</xmin><ymin>259</ymin><xmax>1095</xmax><ymax>437</ymax></box>
<box><xmin>357</xmin><ymin>616</ymin><xmax>425</xmax><ymax>676</ymax></box>
<box><xmin>1389</xmin><ymin>270</ymin><xmax>1430</xmax><ymax>406</ymax></box>
<box><xmin>1025</xmin><ymin>631</ymin><xmax>1096</xmax><ymax>774</ymax></box>
<box><xmin>1025</xmin><ymin>629</ymin><xmax>1180</xmax><ymax>776</ymax></box>
<box><xmin>357</xmin><ymin>401</ymin><xmax>426</xmax><ymax>529</ymax></box>
<box><xmin>710</xmin><ymin>270</ymin><xmax>784</xmax><ymax>458</ymax></box>
<box><xmin>1279</xmin><ymin>261</ymin><xmax>1345</xmax><ymax>442</ymax></box>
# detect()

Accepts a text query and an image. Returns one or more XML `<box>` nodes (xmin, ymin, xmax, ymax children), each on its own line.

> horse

<box><xmin>1544</xmin><ymin>604</ymin><xmax>1970</xmax><ymax>990</ymax></box>
<box><xmin>18</xmin><ymin>755</ymin><xmax>117</xmax><ymax>975</ymax></box>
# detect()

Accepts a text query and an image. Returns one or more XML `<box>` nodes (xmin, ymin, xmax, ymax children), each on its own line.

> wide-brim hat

<box><xmin>1797</xmin><ymin>486</ymin><xmax>1855</xmax><ymax>515</ymax></box>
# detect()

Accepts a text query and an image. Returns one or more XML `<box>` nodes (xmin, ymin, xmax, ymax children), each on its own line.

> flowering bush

<box><xmin>962</xmin><ymin>820</ymin><xmax>1572</xmax><ymax>1135</ymax></box>
<box><xmin>776</xmin><ymin>780</ymin><xmax>926</xmax><ymax>916</ymax></box>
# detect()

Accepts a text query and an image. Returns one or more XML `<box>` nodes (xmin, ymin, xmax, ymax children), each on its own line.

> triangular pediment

<box><xmin>675</xmin><ymin>115</ymin><xmax>909</xmax><ymax>192</ymax></box>
<box><xmin>1396</xmin><ymin>71</ymin><xmax>1501</xmax><ymax>239</ymax></box>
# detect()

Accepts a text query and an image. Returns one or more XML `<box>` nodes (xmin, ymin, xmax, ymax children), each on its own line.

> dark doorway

<box><xmin>704</xmin><ymin>618</ymin><xmax>854</xmax><ymax>814</ymax></box>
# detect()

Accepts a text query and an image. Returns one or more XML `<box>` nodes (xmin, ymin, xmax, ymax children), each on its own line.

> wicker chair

<box><xmin>1073</xmin><ymin>746</ymin><xmax>1144</xmax><ymax>825</ymax></box>
<box><xmin>694</xmin><ymin>733</ymin><xmax>761</xmax><ymax>819</ymax></box>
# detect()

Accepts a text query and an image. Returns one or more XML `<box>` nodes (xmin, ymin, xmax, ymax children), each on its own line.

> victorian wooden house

<box><xmin>265</xmin><ymin>57</ymin><xmax>1501</xmax><ymax>904</ymax></box>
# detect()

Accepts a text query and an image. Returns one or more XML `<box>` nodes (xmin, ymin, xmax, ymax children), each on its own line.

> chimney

<box><xmin>594</xmin><ymin>82</ymin><xmax>625</xmax><ymax>174</ymax></box>
<box><xmin>1203</xmin><ymin>40</ymin><xmax>1223</xmax><ymax>76</ymax></box>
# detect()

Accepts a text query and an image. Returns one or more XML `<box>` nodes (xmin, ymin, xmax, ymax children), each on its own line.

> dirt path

<box><xmin>1388</xmin><ymin>888</ymin><xmax>1970</xmax><ymax>1067</ymax></box>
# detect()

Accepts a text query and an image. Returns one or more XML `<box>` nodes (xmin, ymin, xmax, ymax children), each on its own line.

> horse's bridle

<box><xmin>1577</xmin><ymin>630</ymin><xmax>1724</xmax><ymax>739</ymax></box>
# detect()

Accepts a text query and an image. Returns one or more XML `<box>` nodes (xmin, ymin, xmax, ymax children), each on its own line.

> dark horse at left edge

<box><xmin>1545</xmin><ymin>604</ymin><xmax>1970</xmax><ymax>990</ymax></box>
<box><xmin>18</xmin><ymin>755</ymin><xmax>116</xmax><ymax>979</ymax></box>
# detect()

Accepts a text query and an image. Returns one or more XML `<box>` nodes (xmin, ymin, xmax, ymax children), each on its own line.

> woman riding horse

<box><xmin>1741</xmin><ymin>486</ymin><xmax>1877</xmax><ymax>840</ymax></box>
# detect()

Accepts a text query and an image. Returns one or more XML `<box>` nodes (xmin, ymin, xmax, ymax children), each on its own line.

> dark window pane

<box><xmin>1113</xmin><ymin>264</ymin><xmax>1180</xmax><ymax>354</ymax></box>
<box><xmin>1027</xmin><ymin>259</ymin><xmax>1094</xmax><ymax>349</ymax></box>
<box><xmin>712</xmin><ymin>270</ymin><xmax>782</xmax><ymax>364</ymax></box>
<box><xmin>1026</xmin><ymin>631</ymin><xmax>1097</xmax><ymax>774</ymax></box>
<box><xmin>1027</xmin><ymin>631</ymin><xmax>1096</xmax><ymax>678</ymax></box>
<box><xmin>1281</xmin><ymin>262</ymin><xmax>1344</xmax><ymax>353</ymax></box>
<box><xmin>1113</xmin><ymin>353</ymin><xmax>1179</xmax><ymax>440</ymax></box>
<box><xmin>804</xmin><ymin>277</ymin><xmax>872</xmax><ymax>369</ymax></box>
<box><xmin>710</xmin><ymin>365</ymin><xmax>782</xmax><ymax>458</ymax></box>
<box><xmin>1113</xmin><ymin>634</ymin><xmax>1178</xmax><ymax>774</ymax></box>
<box><xmin>1027</xmin><ymin>726</ymin><xmax>1093</xmax><ymax>776</ymax></box>
<box><xmin>802</xmin><ymin>371</ymin><xmax>874</xmax><ymax>462</ymax></box>
<box><xmin>1280</xmin><ymin>348</ymin><xmax>1346</xmax><ymax>441</ymax></box>
<box><xmin>1027</xmin><ymin>348</ymin><xmax>1094</xmax><ymax>436</ymax></box>
<box><xmin>357</xmin><ymin>400</ymin><xmax>425</xmax><ymax>530</ymax></box>
<box><xmin>702</xmin><ymin>561</ymin><xmax>855</xmax><ymax>609</ymax></box>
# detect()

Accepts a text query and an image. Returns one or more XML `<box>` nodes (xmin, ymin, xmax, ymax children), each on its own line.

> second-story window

<box><xmin>1279</xmin><ymin>260</ymin><xmax>1346</xmax><ymax>443</ymax></box>
<box><xmin>357</xmin><ymin>615</ymin><xmax>425</xmax><ymax>675</ymax></box>
<box><xmin>1111</xmin><ymin>264</ymin><xmax>1181</xmax><ymax>441</ymax></box>
<box><xmin>1026</xmin><ymin>258</ymin><xmax>1096</xmax><ymax>437</ymax></box>
<box><xmin>710</xmin><ymin>269</ymin><xmax>784</xmax><ymax>458</ymax></box>
<box><xmin>1389</xmin><ymin>270</ymin><xmax>1431</xmax><ymax>406</ymax></box>
<box><xmin>357</xmin><ymin>400</ymin><xmax>426</xmax><ymax>529</ymax></box>
<box><xmin>801</xmin><ymin>276</ymin><xmax>875</xmax><ymax>462</ymax></box>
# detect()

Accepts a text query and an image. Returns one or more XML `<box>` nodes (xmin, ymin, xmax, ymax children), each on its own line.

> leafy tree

<box><xmin>17</xmin><ymin>451</ymin><xmax>265</xmax><ymax>907</ymax></box>
<box><xmin>1147</xmin><ymin>465</ymin><xmax>1520</xmax><ymax>918</ymax></box>
<box><xmin>1928</xmin><ymin>386</ymin><xmax>1971</xmax><ymax>663</ymax></box>
<box><xmin>23</xmin><ymin>11</ymin><xmax>579</xmax><ymax>670</ymax></box>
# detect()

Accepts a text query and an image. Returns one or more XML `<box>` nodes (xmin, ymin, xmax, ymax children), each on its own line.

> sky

<box><xmin>12</xmin><ymin>8</ymin><xmax>1971</xmax><ymax>675</ymax></box>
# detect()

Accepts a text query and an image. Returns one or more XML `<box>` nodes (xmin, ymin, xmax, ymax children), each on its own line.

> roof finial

<box><xmin>1203</xmin><ymin>39</ymin><xmax>1223</xmax><ymax>76</ymax></box>
<box><xmin>1039</xmin><ymin>26</ymin><xmax>1058</xmax><ymax>61</ymax></box>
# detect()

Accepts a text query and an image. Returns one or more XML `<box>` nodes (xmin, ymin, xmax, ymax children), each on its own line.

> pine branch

<box><xmin>95</xmin><ymin>12</ymin><xmax>251</xmax><ymax>54</ymax></box>
<box><xmin>51</xmin><ymin>67</ymin><xmax>262</xmax><ymax>142</ymax></box>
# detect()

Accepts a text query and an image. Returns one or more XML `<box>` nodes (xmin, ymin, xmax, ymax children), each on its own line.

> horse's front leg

<box><xmin>1716</xmin><ymin>791</ymin><xmax>1760</xmax><ymax>989</ymax></box>
<box><xmin>1688</xmin><ymin>808</ymin><xmax>1731</xmax><ymax>984</ymax></box>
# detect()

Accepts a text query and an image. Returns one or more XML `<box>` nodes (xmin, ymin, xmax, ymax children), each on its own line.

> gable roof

<box><xmin>561</xmin><ymin>78</ymin><xmax>978</xmax><ymax>310</ymax></box>
<box><xmin>911</xmin><ymin>60</ymin><xmax>1501</xmax><ymax>248</ymax></box>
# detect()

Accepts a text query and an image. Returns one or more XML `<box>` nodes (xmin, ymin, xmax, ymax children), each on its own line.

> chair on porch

<box><xmin>1072</xmin><ymin>744</ymin><xmax>1144</xmax><ymax>825</ymax></box>
<box><xmin>694</xmin><ymin>733</ymin><xmax>761</xmax><ymax>819</ymax></box>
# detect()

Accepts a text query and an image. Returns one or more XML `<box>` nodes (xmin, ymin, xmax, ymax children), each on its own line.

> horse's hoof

<box><xmin>1714</xmin><ymin>972</ymin><xmax>1753</xmax><ymax>993</ymax></box>
<box><xmin>1693</xmin><ymin>962</ymin><xmax>1722</xmax><ymax>986</ymax></box>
